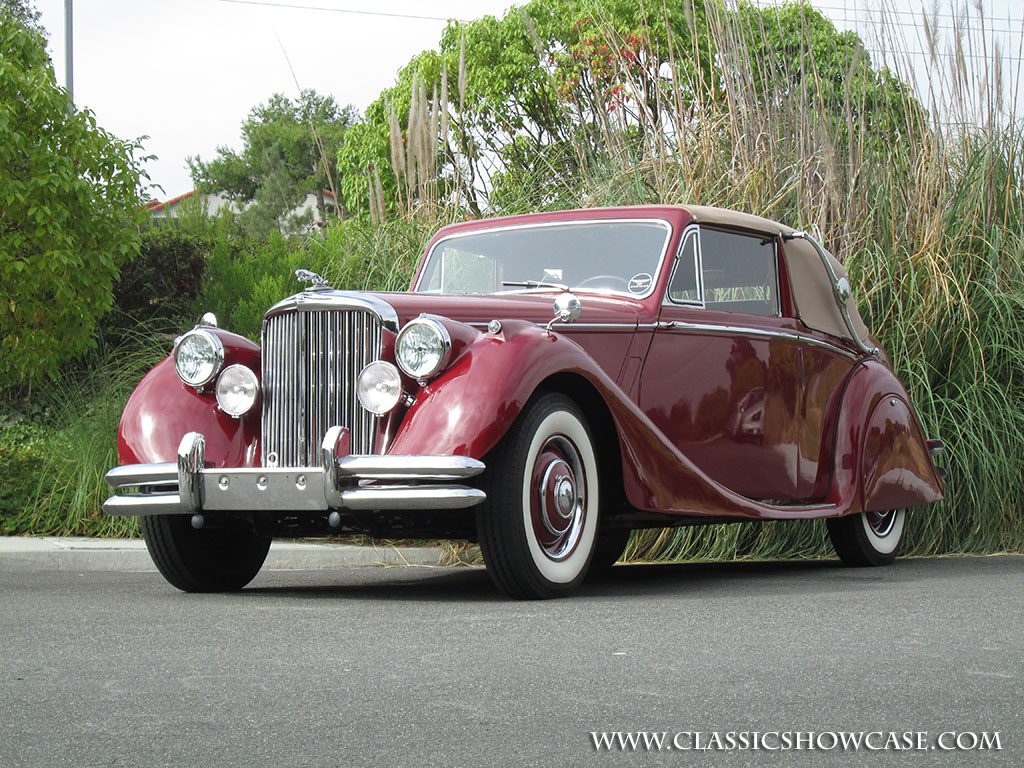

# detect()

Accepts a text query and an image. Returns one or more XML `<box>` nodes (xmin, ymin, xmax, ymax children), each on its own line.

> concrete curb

<box><xmin>0</xmin><ymin>537</ymin><xmax>445</xmax><ymax>573</ymax></box>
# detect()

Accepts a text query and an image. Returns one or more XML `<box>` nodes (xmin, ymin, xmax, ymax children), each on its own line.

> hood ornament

<box><xmin>295</xmin><ymin>269</ymin><xmax>328</xmax><ymax>287</ymax></box>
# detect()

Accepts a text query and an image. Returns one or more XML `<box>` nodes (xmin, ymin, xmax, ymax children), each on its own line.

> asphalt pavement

<box><xmin>1</xmin><ymin>550</ymin><xmax>1021</xmax><ymax>767</ymax></box>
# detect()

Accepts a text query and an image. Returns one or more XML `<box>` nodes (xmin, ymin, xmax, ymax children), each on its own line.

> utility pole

<box><xmin>64</xmin><ymin>0</ymin><xmax>73</xmax><ymax>110</ymax></box>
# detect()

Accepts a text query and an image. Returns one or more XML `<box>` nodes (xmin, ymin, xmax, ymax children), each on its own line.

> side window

<box><xmin>699</xmin><ymin>229</ymin><xmax>779</xmax><ymax>316</ymax></box>
<box><xmin>668</xmin><ymin>230</ymin><xmax>700</xmax><ymax>303</ymax></box>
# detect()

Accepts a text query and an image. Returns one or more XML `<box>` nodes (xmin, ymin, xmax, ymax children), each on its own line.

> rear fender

<box><xmin>117</xmin><ymin>329</ymin><xmax>261</xmax><ymax>467</ymax></box>
<box><xmin>826</xmin><ymin>360</ymin><xmax>944</xmax><ymax>515</ymax></box>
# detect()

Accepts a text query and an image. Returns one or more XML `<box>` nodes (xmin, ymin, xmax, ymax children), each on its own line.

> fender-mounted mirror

<box><xmin>546</xmin><ymin>292</ymin><xmax>582</xmax><ymax>332</ymax></box>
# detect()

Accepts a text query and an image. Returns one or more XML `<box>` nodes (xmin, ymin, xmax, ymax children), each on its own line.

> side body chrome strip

<box><xmin>656</xmin><ymin>320</ymin><xmax>861</xmax><ymax>360</ymax></box>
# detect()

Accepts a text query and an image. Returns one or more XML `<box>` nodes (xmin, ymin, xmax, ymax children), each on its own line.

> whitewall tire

<box><xmin>827</xmin><ymin>509</ymin><xmax>906</xmax><ymax>566</ymax></box>
<box><xmin>476</xmin><ymin>393</ymin><xmax>600</xmax><ymax>598</ymax></box>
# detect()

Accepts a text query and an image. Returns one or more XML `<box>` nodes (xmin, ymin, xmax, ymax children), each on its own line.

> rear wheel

<box><xmin>826</xmin><ymin>509</ymin><xmax>906</xmax><ymax>566</ymax></box>
<box><xmin>476</xmin><ymin>393</ymin><xmax>599</xmax><ymax>599</ymax></box>
<box><xmin>141</xmin><ymin>515</ymin><xmax>271</xmax><ymax>592</ymax></box>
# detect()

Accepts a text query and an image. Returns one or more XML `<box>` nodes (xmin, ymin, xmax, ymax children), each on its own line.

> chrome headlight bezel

<box><xmin>395</xmin><ymin>317</ymin><xmax>452</xmax><ymax>380</ymax></box>
<box><xmin>215</xmin><ymin>364</ymin><xmax>260</xmax><ymax>417</ymax></box>
<box><xmin>357</xmin><ymin>360</ymin><xmax>403</xmax><ymax>415</ymax></box>
<box><xmin>173</xmin><ymin>329</ymin><xmax>224</xmax><ymax>387</ymax></box>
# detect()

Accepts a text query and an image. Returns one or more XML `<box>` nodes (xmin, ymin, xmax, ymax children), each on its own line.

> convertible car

<box><xmin>104</xmin><ymin>205</ymin><xmax>944</xmax><ymax>598</ymax></box>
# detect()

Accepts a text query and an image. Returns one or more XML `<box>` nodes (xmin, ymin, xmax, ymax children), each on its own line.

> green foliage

<box><xmin>0</xmin><ymin>421</ymin><xmax>48</xmax><ymax>525</ymax></box>
<box><xmin>0</xmin><ymin>15</ymin><xmax>145</xmax><ymax>389</ymax></box>
<box><xmin>189</xmin><ymin>90</ymin><xmax>358</xmax><ymax>237</ymax></box>
<box><xmin>112</xmin><ymin>230</ymin><xmax>207</xmax><ymax>325</ymax></box>
<box><xmin>336</xmin><ymin>120</ymin><xmax>393</xmax><ymax>223</ymax></box>
<box><xmin>335</xmin><ymin>0</ymin><xmax>717</xmax><ymax>216</ymax></box>
<box><xmin>0</xmin><ymin>327</ymin><xmax>168</xmax><ymax>536</ymax></box>
<box><xmin>0</xmin><ymin>0</ymin><xmax>43</xmax><ymax>37</ymax></box>
<box><xmin>192</xmin><ymin>218</ymin><xmax>435</xmax><ymax>340</ymax></box>
<box><xmin>194</xmin><ymin>233</ymin><xmax>308</xmax><ymax>340</ymax></box>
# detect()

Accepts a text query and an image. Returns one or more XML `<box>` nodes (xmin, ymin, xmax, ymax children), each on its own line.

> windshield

<box><xmin>415</xmin><ymin>219</ymin><xmax>671</xmax><ymax>297</ymax></box>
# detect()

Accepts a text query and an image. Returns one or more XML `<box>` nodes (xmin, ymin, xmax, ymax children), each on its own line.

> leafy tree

<box><xmin>0</xmin><ymin>14</ymin><xmax>144</xmax><ymax>389</ymax></box>
<box><xmin>0</xmin><ymin>0</ymin><xmax>44</xmax><ymax>37</ymax></box>
<box><xmin>189</xmin><ymin>90</ymin><xmax>358</xmax><ymax>237</ymax></box>
<box><xmin>733</xmin><ymin>1</ymin><xmax>922</xmax><ymax>141</ymax></box>
<box><xmin>337</xmin><ymin>0</ymin><xmax>718</xmax><ymax>216</ymax></box>
<box><xmin>336</xmin><ymin>0</ymin><xmax>918</xmax><ymax>219</ymax></box>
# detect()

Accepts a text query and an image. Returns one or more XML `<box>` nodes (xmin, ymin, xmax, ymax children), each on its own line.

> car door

<box><xmin>639</xmin><ymin>225</ymin><xmax>803</xmax><ymax>502</ymax></box>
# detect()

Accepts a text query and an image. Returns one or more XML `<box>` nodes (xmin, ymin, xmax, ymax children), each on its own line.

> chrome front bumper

<box><xmin>103</xmin><ymin>428</ymin><xmax>486</xmax><ymax>517</ymax></box>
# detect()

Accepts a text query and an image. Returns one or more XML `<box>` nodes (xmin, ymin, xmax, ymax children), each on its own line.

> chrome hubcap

<box><xmin>531</xmin><ymin>435</ymin><xmax>586</xmax><ymax>560</ymax></box>
<box><xmin>867</xmin><ymin>510</ymin><xmax>898</xmax><ymax>537</ymax></box>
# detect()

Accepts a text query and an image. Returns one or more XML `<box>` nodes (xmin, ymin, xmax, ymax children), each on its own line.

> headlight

<box><xmin>395</xmin><ymin>317</ymin><xmax>452</xmax><ymax>379</ymax></box>
<box><xmin>215</xmin><ymin>364</ymin><xmax>260</xmax><ymax>417</ymax></box>
<box><xmin>174</xmin><ymin>329</ymin><xmax>224</xmax><ymax>387</ymax></box>
<box><xmin>357</xmin><ymin>361</ymin><xmax>403</xmax><ymax>415</ymax></box>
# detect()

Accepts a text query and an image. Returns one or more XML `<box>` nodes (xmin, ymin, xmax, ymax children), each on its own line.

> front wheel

<box><xmin>476</xmin><ymin>393</ymin><xmax>600</xmax><ymax>599</ymax></box>
<box><xmin>826</xmin><ymin>509</ymin><xmax>906</xmax><ymax>566</ymax></box>
<box><xmin>141</xmin><ymin>515</ymin><xmax>271</xmax><ymax>592</ymax></box>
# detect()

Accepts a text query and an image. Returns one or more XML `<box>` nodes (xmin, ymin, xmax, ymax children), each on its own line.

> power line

<box><xmin>215</xmin><ymin>0</ymin><xmax>461</xmax><ymax>23</ymax></box>
<box><xmin>814</xmin><ymin>1</ymin><xmax>1022</xmax><ymax>22</ymax></box>
<box><xmin>745</xmin><ymin>0</ymin><xmax>1022</xmax><ymax>34</ymax></box>
<box><xmin>863</xmin><ymin>48</ymin><xmax>1024</xmax><ymax>63</ymax></box>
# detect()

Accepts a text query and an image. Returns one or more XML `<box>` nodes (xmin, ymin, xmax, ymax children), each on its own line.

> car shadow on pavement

<box><xmin>242</xmin><ymin>556</ymin><xmax>923</xmax><ymax>603</ymax></box>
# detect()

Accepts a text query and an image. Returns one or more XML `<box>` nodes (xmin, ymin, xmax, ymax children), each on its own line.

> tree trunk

<box><xmin>315</xmin><ymin>188</ymin><xmax>327</xmax><ymax>229</ymax></box>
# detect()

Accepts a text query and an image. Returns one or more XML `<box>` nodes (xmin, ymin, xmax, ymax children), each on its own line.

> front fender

<box><xmin>388</xmin><ymin>321</ymin><xmax>576</xmax><ymax>458</ymax></box>
<box><xmin>117</xmin><ymin>330</ymin><xmax>261</xmax><ymax>467</ymax></box>
<box><xmin>388</xmin><ymin>322</ymin><xmax>788</xmax><ymax>519</ymax></box>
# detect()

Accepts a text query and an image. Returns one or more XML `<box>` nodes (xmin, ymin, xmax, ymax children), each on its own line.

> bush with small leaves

<box><xmin>0</xmin><ymin>14</ymin><xmax>144</xmax><ymax>388</ymax></box>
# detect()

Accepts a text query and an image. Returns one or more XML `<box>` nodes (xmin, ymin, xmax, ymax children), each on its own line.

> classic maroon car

<box><xmin>104</xmin><ymin>206</ymin><xmax>944</xmax><ymax>598</ymax></box>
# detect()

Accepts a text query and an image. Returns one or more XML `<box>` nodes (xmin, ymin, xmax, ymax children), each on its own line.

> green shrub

<box><xmin>0</xmin><ymin>15</ymin><xmax>144</xmax><ymax>389</ymax></box>
<box><xmin>0</xmin><ymin>327</ymin><xmax>166</xmax><ymax>536</ymax></box>
<box><xmin>189</xmin><ymin>218</ymin><xmax>436</xmax><ymax>341</ymax></box>
<box><xmin>111</xmin><ymin>230</ymin><xmax>207</xmax><ymax>324</ymax></box>
<box><xmin>0</xmin><ymin>421</ymin><xmax>49</xmax><ymax>530</ymax></box>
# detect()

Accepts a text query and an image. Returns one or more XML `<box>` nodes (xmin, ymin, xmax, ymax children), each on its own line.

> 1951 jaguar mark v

<box><xmin>104</xmin><ymin>205</ymin><xmax>944</xmax><ymax>598</ymax></box>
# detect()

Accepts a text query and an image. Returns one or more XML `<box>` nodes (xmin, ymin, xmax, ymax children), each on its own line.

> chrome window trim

<box><xmin>414</xmin><ymin>218</ymin><xmax>675</xmax><ymax>301</ymax></box>
<box><xmin>263</xmin><ymin>289</ymin><xmax>399</xmax><ymax>333</ymax></box>
<box><xmin>655</xmin><ymin>320</ymin><xmax>861</xmax><ymax>360</ymax></box>
<box><xmin>669</xmin><ymin>226</ymin><xmax>783</xmax><ymax>318</ymax></box>
<box><xmin>665</xmin><ymin>224</ymin><xmax>704</xmax><ymax>307</ymax></box>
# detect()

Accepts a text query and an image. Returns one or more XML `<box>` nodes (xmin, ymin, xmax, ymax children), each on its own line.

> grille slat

<box><xmin>262</xmin><ymin>309</ymin><xmax>382</xmax><ymax>467</ymax></box>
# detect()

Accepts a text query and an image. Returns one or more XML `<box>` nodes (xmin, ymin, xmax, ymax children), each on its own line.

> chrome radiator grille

<box><xmin>261</xmin><ymin>309</ymin><xmax>382</xmax><ymax>467</ymax></box>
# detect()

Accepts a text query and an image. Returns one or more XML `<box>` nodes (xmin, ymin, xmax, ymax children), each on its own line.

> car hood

<box><xmin>370</xmin><ymin>291</ymin><xmax>642</xmax><ymax>329</ymax></box>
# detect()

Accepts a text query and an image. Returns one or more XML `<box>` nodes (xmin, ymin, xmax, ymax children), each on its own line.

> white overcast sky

<box><xmin>33</xmin><ymin>0</ymin><xmax>1023</xmax><ymax>201</ymax></box>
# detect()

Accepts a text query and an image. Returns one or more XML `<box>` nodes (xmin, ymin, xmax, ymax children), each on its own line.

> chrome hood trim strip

<box><xmin>264</xmin><ymin>289</ymin><xmax>400</xmax><ymax>333</ymax></box>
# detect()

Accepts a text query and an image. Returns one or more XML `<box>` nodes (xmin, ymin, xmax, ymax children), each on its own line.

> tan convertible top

<box><xmin>682</xmin><ymin>205</ymin><xmax>870</xmax><ymax>343</ymax></box>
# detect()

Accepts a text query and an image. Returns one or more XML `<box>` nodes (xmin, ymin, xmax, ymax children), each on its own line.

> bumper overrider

<box><xmin>103</xmin><ymin>427</ymin><xmax>486</xmax><ymax>518</ymax></box>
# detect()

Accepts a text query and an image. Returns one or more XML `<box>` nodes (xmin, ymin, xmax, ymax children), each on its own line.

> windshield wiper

<box><xmin>500</xmin><ymin>280</ymin><xmax>569</xmax><ymax>291</ymax></box>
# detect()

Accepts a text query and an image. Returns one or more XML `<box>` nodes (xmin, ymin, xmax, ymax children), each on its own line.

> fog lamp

<box><xmin>215</xmin><ymin>364</ymin><xmax>260</xmax><ymax>417</ymax></box>
<box><xmin>357</xmin><ymin>360</ymin><xmax>403</xmax><ymax>415</ymax></box>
